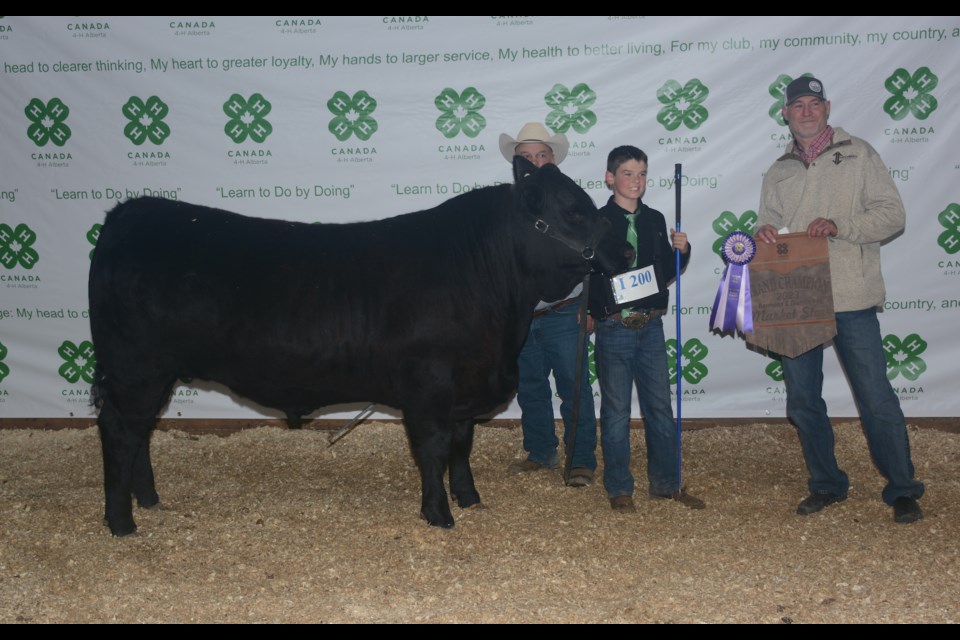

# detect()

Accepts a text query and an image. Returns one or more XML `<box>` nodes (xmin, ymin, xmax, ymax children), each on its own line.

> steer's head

<box><xmin>512</xmin><ymin>156</ymin><xmax>631</xmax><ymax>300</ymax></box>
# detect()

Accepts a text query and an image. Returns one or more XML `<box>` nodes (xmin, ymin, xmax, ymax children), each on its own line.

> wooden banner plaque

<box><xmin>744</xmin><ymin>232</ymin><xmax>837</xmax><ymax>358</ymax></box>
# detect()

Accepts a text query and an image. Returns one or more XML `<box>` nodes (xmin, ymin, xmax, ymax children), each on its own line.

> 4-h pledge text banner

<box><xmin>1</xmin><ymin>16</ymin><xmax>958</xmax><ymax>421</ymax></box>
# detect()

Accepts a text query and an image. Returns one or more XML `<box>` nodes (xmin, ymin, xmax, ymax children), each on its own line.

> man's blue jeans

<box><xmin>595</xmin><ymin>315</ymin><xmax>679</xmax><ymax>498</ymax></box>
<box><xmin>781</xmin><ymin>307</ymin><xmax>925</xmax><ymax>505</ymax></box>
<box><xmin>516</xmin><ymin>302</ymin><xmax>597</xmax><ymax>470</ymax></box>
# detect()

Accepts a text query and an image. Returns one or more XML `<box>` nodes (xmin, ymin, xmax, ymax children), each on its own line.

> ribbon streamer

<box><xmin>709</xmin><ymin>232</ymin><xmax>756</xmax><ymax>334</ymax></box>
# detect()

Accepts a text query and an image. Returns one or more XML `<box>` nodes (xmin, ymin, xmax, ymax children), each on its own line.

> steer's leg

<box><xmin>97</xmin><ymin>378</ymin><xmax>171</xmax><ymax>536</ymax></box>
<box><xmin>448</xmin><ymin>419</ymin><xmax>481</xmax><ymax>509</ymax></box>
<box><xmin>98</xmin><ymin>402</ymin><xmax>148</xmax><ymax>536</ymax></box>
<box><xmin>403</xmin><ymin>412</ymin><xmax>455</xmax><ymax>528</ymax></box>
<box><xmin>131</xmin><ymin>437</ymin><xmax>159</xmax><ymax>510</ymax></box>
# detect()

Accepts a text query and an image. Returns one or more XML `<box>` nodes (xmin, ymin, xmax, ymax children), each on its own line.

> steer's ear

<box><xmin>512</xmin><ymin>155</ymin><xmax>538</xmax><ymax>182</ymax></box>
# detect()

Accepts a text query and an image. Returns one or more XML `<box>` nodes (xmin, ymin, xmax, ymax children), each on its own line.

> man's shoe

<box><xmin>893</xmin><ymin>496</ymin><xmax>923</xmax><ymax>524</ymax></box>
<box><xmin>507</xmin><ymin>458</ymin><xmax>559</xmax><ymax>474</ymax></box>
<box><xmin>796</xmin><ymin>492</ymin><xmax>847</xmax><ymax>515</ymax></box>
<box><xmin>610</xmin><ymin>495</ymin><xmax>636</xmax><ymax>513</ymax></box>
<box><xmin>566</xmin><ymin>467</ymin><xmax>594</xmax><ymax>488</ymax></box>
<box><xmin>653</xmin><ymin>488</ymin><xmax>705</xmax><ymax>510</ymax></box>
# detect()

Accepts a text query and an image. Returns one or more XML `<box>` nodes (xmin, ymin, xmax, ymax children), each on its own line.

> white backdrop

<box><xmin>1</xmin><ymin>16</ymin><xmax>958</xmax><ymax>421</ymax></box>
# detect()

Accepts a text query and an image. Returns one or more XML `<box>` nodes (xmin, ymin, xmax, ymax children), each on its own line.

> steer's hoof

<box><xmin>420</xmin><ymin>510</ymin><xmax>455</xmax><ymax>529</ymax></box>
<box><xmin>107</xmin><ymin>521</ymin><xmax>138</xmax><ymax>537</ymax></box>
<box><xmin>451</xmin><ymin>491</ymin><xmax>482</xmax><ymax>510</ymax></box>
<box><xmin>136</xmin><ymin>495</ymin><xmax>161</xmax><ymax>510</ymax></box>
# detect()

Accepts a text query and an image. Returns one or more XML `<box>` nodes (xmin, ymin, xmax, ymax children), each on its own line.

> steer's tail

<box><xmin>90</xmin><ymin>363</ymin><xmax>107</xmax><ymax>412</ymax></box>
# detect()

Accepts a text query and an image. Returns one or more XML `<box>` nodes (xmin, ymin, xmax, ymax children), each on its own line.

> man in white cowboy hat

<box><xmin>500</xmin><ymin>122</ymin><xmax>598</xmax><ymax>488</ymax></box>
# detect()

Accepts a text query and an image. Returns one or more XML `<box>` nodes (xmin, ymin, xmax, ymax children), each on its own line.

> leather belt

<box><xmin>620</xmin><ymin>308</ymin><xmax>666</xmax><ymax>329</ymax></box>
<box><xmin>532</xmin><ymin>296</ymin><xmax>580</xmax><ymax>318</ymax></box>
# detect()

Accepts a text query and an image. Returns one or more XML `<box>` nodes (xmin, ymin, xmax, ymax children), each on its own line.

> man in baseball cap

<box><xmin>756</xmin><ymin>76</ymin><xmax>926</xmax><ymax>524</ymax></box>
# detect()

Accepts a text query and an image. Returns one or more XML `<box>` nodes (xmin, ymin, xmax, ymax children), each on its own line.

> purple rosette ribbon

<box><xmin>709</xmin><ymin>231</ymin><xmax>756</xmax><ymax>334</ymax></box>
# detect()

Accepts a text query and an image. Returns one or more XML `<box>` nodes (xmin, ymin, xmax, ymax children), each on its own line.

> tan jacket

<box><xmin>758</xmin><ymin>127</ymin><xmax>905</xmax><ymax>312</ymax></box>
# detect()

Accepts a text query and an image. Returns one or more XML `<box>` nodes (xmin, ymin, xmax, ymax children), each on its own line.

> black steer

<box><xmin>88</xmin><ymin>157</ymin><xmax>630</xmax><ymax>536</ymax></box>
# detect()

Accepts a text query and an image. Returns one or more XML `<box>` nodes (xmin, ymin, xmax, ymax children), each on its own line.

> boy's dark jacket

<box><xmin>588</xmin><ymin>196</ymin><xmax>691</xmax><ymax>319</ymax></box>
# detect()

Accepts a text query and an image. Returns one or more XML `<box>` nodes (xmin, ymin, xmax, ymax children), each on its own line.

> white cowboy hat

<box><xmin>499</xmin><ymin>122</ymin><xmax>569</xmax><ymax>165</ymax></box>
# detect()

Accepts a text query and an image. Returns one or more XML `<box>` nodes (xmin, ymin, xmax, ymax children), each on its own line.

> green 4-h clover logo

<box><xmin>328</xmin><ymin>90</ymin><xmax>378</xmax><ymax>142</ymax></box>
<box><xmin>25</xmin><ymin>98</ymin><xmax>72</xmax><ymax>147</ymax></box>
<box><xmin>884</xmin><ymin>67</ymin><xmax>938</xmax><ymax>121</ymax></box>
<box><xmin>544</xmin><ymin>83</ymin><xmax>597</xmax><ymax>135</ymax></box>
<box><xmin>712</xmin><ymin>211</ymin><xmax>757</xmax><ymax>259</ymax></box>
<box><xmin>764</xmin><ymin>357</ymin><xmax>784</xmax><ymax>382</ymax></box>
<box><xmin>435</xmin><ymin>87</ymin><xmax>486</xmax><ymax>139</ymax></box>
<box><xmin>223</xmin><ymin>93</ymin><xmax>273</xmax><ymax>143</ymax></box>
<box><xmin>883</xmin><ymin>333</ymin><xmax>927</xmax><ymax>382</ymax></box>
<box><xmin>87</xmin><ymin>223</ymin><xmax>101</xmax><ymax>260</ymax></box>
<box><xmin>122</xmin><ymin>96</ymin><xmax>170</xmax><ymax>145</ymax></box>
<box><xmin>768</xmin><ymin>73</ymin><xmax>813</xmax><ymax>126</ymax></box>
<box><xmin>937</xmin><ymin>203</ymin><xmax>960</xmax><ymax>255</ymax></box>
<box><xmin>656</xmin><ymin>79</ymin><xmax>709</xmax><ymax>132</ymax></box>
<box><xmin>58</xmin><ymin>340</ymin><xmax>96</xmax><ymax>384</ymax></box>
<box><xmin>0</xmin><ymin>223</ymin><xmax>39</xmax><ymax>270</ymax></box>
<box><xmin>0</xmin><ymin>341</ymin><xmax>9</xmax><ymax>384</ymax></box>
<box><xmin>666</xmin><ymin>338</ymin><xmax>709</xmax><ymax>385</ymax></box>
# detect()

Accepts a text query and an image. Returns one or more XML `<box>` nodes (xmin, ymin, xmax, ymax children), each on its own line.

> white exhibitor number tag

<box><xmin>610</xmin><ymin>265</ymin><xmax>660</xmax><ymax>305</ymax></box>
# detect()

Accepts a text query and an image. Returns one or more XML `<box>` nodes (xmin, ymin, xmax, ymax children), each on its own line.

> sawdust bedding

<box><xmin>0</xmin><ymin>422</ymin><xmax>957</xmax><ymax>623</ymax></box>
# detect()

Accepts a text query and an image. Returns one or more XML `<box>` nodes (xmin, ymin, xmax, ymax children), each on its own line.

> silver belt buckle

<box><xmin>622</xmin><ymin>309</ymin><xmax>664</xmax><ymax>329</ymax></box>
<box><xmin>622</xmin><ymin>310</ymin><xmax>652</xmax><ymax>329</ymax></box>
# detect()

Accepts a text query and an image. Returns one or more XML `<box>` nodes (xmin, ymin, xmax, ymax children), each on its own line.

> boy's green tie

<box><xmin>622</xmin><ymin>212</ymin><xmax>638</xmax><ymax>319</ymax></box>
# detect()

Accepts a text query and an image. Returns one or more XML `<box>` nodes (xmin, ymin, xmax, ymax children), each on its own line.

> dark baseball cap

<box><xmin>785</xmin><ymin>77</ymin><xmax>826</xmax><ymax>105</ymax></box>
